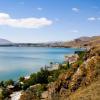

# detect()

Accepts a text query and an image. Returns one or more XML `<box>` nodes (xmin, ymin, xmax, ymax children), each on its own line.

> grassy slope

<box><xmin>20</xmin><ymin>37</ymin><xmax>100</xmax><ymax>100</ymax></box>
<box><xmin>64</xmin><ymin>45</ymin><xmax>100</xmax><ymax>100</ymax></box>
<box><xmin>67</xmin><ymin>78</ymin><xmax>100</xmax><ymax>100</ymax></box>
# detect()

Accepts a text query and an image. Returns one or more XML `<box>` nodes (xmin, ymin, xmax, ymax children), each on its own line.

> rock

<box><xmin>41</xmin><ymin>91</ymin><xmax>49</xmax><ymax>99</ymax></box>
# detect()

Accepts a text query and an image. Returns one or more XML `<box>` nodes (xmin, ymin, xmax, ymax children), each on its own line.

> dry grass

<box><xmin>63</xmin><ymin>36</ymin><xmax>100</xmax><ymax>48</ymax></box>
<box><xmin>66</xmin><ymin>77</ymin><xmax>100</xmax><ymax>100</ymax></box>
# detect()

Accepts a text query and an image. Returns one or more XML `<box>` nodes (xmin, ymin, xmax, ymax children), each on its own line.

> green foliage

<box><xmin>21</xmin><ymin>67</ymin><xmax>49</xmax><ymax>90</ymax></box>
<box><xmin>4</xmin><ymin>79</ymin><xmax>14</xmax><ymax>87</ymax></box>
<box><xmin>48</xmin><ymin>62</ymin><xmax>71</xmax><ymax>83</ymax></box>
<box><xmin>21</xmin><ymin>83</ymin><xmax>29</xmax><ymax>90</ymax></box>
<box><xmin>59</xmin><ymin>62</ymin><xmax>70</xmax><ymax>70</ymax></box>
<box><xmin>34</xmin><ymin>84</ymin><xmax>47</xmax><ymax>97</ymax></box>
<box><xmin>19</xmin><ymin>76</ymin><xmax>25</xmax><ymax>82</ymax></box>
<box><xmin>30</xmin><ymin>73</ymin><xmax>37</xmax><ymax>85</ymax></box>
<box><xmin>50</xmin><ymin>62</ymin><xmax>53</xmax><ymax>67</ymax></box>
<box><xmin>14</xmin><ymin>82</ymin><xmax>22</xmax><ymax>91</ymax></box>
<box><xmin>20</xmin><ymin>84</ymin><xmax>47</xmax><ymax>100</ymax></box>
<box><xmin>36</xmin><ymin>67</ymin><xmax>49</xmax><ymax>84</ymax></box>
<box><xmin>48</xmin><ymin>70</ymin><xmax>60</xmax><ymax>82</ymax></box>
<box><xmin>0</xmin><ymin>81</ymin><xmax>4</xmax><ymax>87</ymax></box>
<box><xmin>0</xmin><ymin>88</ymin><xmax>10</xmax><ymax>99</ymax></box>
<box><xmin>67</xmin><ymin>61</ymin><xmax>70</xmax><ymax>69</ymax></box>
<box><xmin>48</xmin><ymin>68</ymin><xmax>67</xmax><ymax>83</ymax></box>
<box><xmin>77</xmin><ymin>60</ymin><xmax>83</xmax><ymax>66</ymax></box>
<box><xmin>75</xmin><ymin>51</ymin><xmax>86</xmax><ymax>60</ymax></box>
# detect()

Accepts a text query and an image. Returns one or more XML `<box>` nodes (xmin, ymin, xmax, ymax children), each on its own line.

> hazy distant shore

<box><xmin>0</xmin><ymin>43</ymin><xmax>71</xmax><ymax>48</ymax></box>
<box><xmin>0</xmin><ymin>36</ymin><xmax>99</xmax><ymax>48</ymax></box>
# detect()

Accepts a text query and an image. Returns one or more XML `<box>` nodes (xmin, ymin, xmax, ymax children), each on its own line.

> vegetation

<box><xmin>75</xmin><ymin>50</ymin><xmax>86</xmax><ymax>60</ymax></box>
<box><xmin>1</xmin><ymin>44</ymin><xmax>100</xmax><ymax>100</ymax></box>
<box><xmin>0</xmin><ymin>60</ymin><xmax>71</xmax><ymax>99</ymax></box>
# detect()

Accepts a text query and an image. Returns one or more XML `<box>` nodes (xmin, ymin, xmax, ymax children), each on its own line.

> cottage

<box><xmin>64</xmin><ymin>54</ymin><xmax>79</xmax><ymax>64</ymax></box>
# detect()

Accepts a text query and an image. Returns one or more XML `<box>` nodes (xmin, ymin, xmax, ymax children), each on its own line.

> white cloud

<box><xmin>71</xmin><ymin>30</ymin><xmax>79</xmax><ymax>33</ymax></box>
<box><xmin>37</xmin><ymin>7</ymin><xmax>43</xmax><ymax>11</ymax></box>
<box><xmin>88</xmin><ymin>17</ymin><xmax>100</xmax><ymax>21</ymax></box>
<box><xmin>72</xmin><ymin>8</ymin><xmax>80</xmax><ymax>13</ymax></box>
<box><xmin>88</xmin><ymin>17</ymin><xmax>96</xmax><ymax>21</ymax></box>
<box><xmin>0</xmin><ymin>13</ymin><xmax>53</xmax><ymax>28</ymax></box>
<box><xmin>0</xmin><ymin>13</ymin><xmax>10</xmax><ymax>18</ymax></box>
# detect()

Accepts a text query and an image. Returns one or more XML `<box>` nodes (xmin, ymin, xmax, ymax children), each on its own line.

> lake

<box><xmin>0</xmin><ymin>47</ymin><xmax>82</xmax><ymax>81</ymax></box>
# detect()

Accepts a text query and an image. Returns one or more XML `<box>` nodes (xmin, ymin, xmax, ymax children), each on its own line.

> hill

<box><xmin>63</xmin><ymin>36</ymin><xmax>100</xmax><ymax>48</ymax></box>
<box><xmin>0</xmin><ymin>36</ymin><xmax>100</xmax><ymax>100</ymax></box>
<box><xmin>0</xmin><ymin>38</ymin><xmax>12</xmax><ymax>45</ymax></box>
<box><xmin>0</xmin><ymin>36</ymin><xmax>99</xmax><ymax>48</ymax></box>
<box><xmin>18</xmin><ymin>40</ymin><xmax>100</xmax><ymax>100</ymax></box>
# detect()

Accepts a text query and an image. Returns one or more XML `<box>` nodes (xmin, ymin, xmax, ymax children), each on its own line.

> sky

<box><xmin>0</xmin><ymin>0</ymin><xmax>100</xmax><ymax>43</ymax></box>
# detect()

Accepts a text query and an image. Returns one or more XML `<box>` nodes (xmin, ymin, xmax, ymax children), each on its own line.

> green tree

<box><xmin>4</xmin><ymin>79</ymin><xmax>14</xmax><ymax>87</ymax></box>
<box><xmin>36</xmin><ymin>68</ymin><xmax>49</xmax><ymax>84</ymax></box>
<box><xmin>19</xmin><ymin>76</ymin><xmax>25</xmax><ymax>82</ymax></box>
<box><xmin>0</xmin><ymin>81</ymin><xmax>4</xmax><ymax>87</ymax></box>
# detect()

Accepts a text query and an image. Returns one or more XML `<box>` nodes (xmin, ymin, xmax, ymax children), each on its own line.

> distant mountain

<box><xmin>77</xmin><ymin>36</ymin><xmax>91</xmax><ymax>41</ymax></box>
<box><xmin>63</xmin><ymin>36</ymin><xmax>100</xmax><ymax>48</ymax></box>
<box><xmin>0</xmin><ymin>38</ymin><xmax>12</xmax><ymax>45</ymax></box>
<box><xmin>0</xmin><ymin>36</ymin><xmax>99</xmax><ymax>48</ymax></box>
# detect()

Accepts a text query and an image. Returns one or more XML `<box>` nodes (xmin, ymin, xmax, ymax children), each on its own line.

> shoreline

<box><xmin>0</xmin><ymin>48</ymin><xmax>84</xmax><ymax>81</ymax></box>
<box><xmin>0</xmin><ymin>49</ymin><xmax>86</xmax><ymax>100</ymax></box>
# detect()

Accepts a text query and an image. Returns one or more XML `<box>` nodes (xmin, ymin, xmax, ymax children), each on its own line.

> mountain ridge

<box><xmin>0</xmin><ymin>38</ymin><xmax>12</xmax><ymax>44</ymax></box>
<box><xmin>0</xmin><ymin>36</ymin><xmax>100</xmax><ymax>48</ymax></box>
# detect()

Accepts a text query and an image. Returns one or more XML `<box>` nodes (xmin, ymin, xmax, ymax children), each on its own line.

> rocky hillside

<box><xmin>47</xmin><ymin>45</ymin><xmax>100</xmax><ymax>100</ymax></box>
<box><xmin>19</xmin><ymin>42</ymin><xmax>100</xmax><ymax>100</ymax></box>
<box><xmin>63</xmin><ymin>36</ymin><xmax>100</xmax><ymax>48</ymax></box>
<box><xmin>1</xmin><ymin>36</ymin><xmax>99</xmax><ymax>100</ymax></box>
<box><xmin>0</xmin><ymin>36</ymin><xmax>99</xmax><ymax>48</ymax></box>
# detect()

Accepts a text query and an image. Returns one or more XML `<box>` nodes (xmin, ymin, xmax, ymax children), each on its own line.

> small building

<box><xmin>64</xmin><ymin>54</ymin><xmax>79</xmax><ymax>64</ymax></box>
<box><xmin>48</xmin><ymin>63</ymin><xmax>59</xmax><ymax>71</ymax></box>
<box><xmin>24</xmin><ymin>76</ymin><xmax>30</xmax><ymax>80</ymax></box>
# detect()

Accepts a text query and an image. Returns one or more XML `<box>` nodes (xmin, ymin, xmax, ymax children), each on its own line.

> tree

<box><xmin>0</xmin><ymin>81</ymin><xmax>4</xmax><ymax>87</ymax></box>
<box><xmin>19</xmin><ymin>77</ymin><xmax>25</xmax><ymax>82</ymax></box>
<box><xmin>50</xmin><ymin>62</ymin><xmax>53</xmax><ymax>67</ymax></box>
<box><xmin>36</xmin><ymin>68</ymin><xmax>49</xmax><ymax>84</ymax></box>
<box><xmin>4</xmin><ymin>79</ymin><xmax>14</xmax><ymax>87</ymax></box>
<box><xmin>67</xmin><ymin>61</ymin><xmax>70</xmax><ymax>69</ymax></box>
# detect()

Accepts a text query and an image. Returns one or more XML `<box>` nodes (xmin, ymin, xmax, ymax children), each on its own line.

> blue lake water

<box><xmin>0</xmin><ymin>47</ymin><xmax>82</xmax><ymax>81</ymax></box>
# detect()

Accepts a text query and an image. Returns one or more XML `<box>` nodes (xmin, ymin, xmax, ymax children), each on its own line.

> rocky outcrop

<box><xmin>46</xmin><ymin>46</ymin><xmax>100</xmax><ymax>100</ymax></box>
<box><xmin>63</xmin><ymin>36</ymin><xmax>100</xmax><ymax>48</ymax></box>
<box><xmin>19</xmin><ymin>45</ymin><xmax>100</xmax><ymax>100</ymax></box>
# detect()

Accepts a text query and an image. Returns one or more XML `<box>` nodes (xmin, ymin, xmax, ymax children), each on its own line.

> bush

<box><xmin>0</xmin><ymin>81</ymin><xmax>4</xmax><ymax>87</ymax></box>
<box><xmin>20</xmin><ymin>84</ymin><xmax>47</xmax><ymax>100</ymax></box>
<box><xmin>36</xmin><ymin>68</ymin><xmax>49</xmax><ymax>84</ymax></box>
<box><xmin>1</xmin><ymin>88</ymin><xmax>10</xmax><ymax>99</ymax></box>
<box><xmin>21</xmin><ymin>83</ymin><xmax>29</xmax><ymax>90</ymax></box>
<box><xmin>4</xmin><ymin>79</ymin><xmax>14</xmax><ymax>87</ymax></box>
<box><xmin>59</xmin><ymin>62</ymin><xmax>70</xmax><ymax>70</ymax></box>
<box><xmin>75</xmin><ymin>51</ymin><xmax>86</xmax><ymax>60</ymax></box>
<box><xmin>19</xmin><ymin>77</ymin><xmax>25</xmax><ymax>82</ymax></box>
<box><xmin>48</xmin><ymin>70</ymin><xmax>60</xmax><ymax>82</ymax></box>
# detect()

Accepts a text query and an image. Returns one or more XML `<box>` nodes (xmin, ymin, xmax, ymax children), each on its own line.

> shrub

<box><xmin>4</xmin><ymin>79</ymin><xmax>14</xmax><ymax>87</ymax></box>
<box><xmin>1</xmin><ymin>88</ymin><xmax>10</xmax><ymax>99</ymax></box>
<box><xmin>19</xmin><ymin>77</ymin><xmax>25</xmax><ymax>82</ymax></box>
<box><xmin>75</xmin><ymin>51</ymin><xmax>86</xmax><ymax>60</ymax></box>
<box><xmin>59</xmin><ymin>62</ymin><xmax>70</xmax><ymax>70</ymax></box>
<box><xmin>0</xmin><ymin>81</ymin><xmax>4</xmax><ymax>87</ymax></box>
<box><xmin>36</xmin><ymin>69</ymin><xmax>49</xmax><ymax>84</ymax></box>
